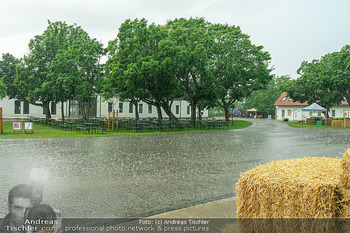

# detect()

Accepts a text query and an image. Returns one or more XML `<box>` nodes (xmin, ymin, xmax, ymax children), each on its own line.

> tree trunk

<box><xmin>134</xmin><ymin>102</ymin><xmax>139</xmax><ymax>120</ymax></box>
<box><xmin>158</xmin><ymin>100</ymin><xmax>179</xmax><ymax>123</ymax></box>
<box><xmin>79</xmin><ymin>99</ymin><xmax>92</xmax><ymax>123</ymax></box>
<box><xmin>190</xmin><ymin>103</ymin><xmax>196</xmax><ymax>126</ymax></box>
<box><xmin>325</xmin><ymin>103</ymin><xmax>331</xmax><ymax>126</ymax></box>
<box><xmin>156</xmin><ymin>104</ymin><xmax>163</xmax><ymax>120</ymax></box>
<box><xmin>198</xmin><ymin>107</ymin><xmax>202</xmax><ymax>121</ymax></box>
<box><xmin>44</xmin><ymin>101</ymin><xmax>51</xmax><ymax>119</ymax></box>
<box><xmin>221</xmin><ymin>99</ymin><xmax>230</xmax><ymax>121</ymax></box>
<box><xmin>224</xmin><ymin>106</ymin><xmax>229</xmax><ymax>121</ymax></box>
<box><xmin>162</xmin><ymin>105</ymin><xmax>179</xmax><ymax>123</ymax></box>
<box><xmin>61</xmin><ymin>101</ymin><xmax>65</xmax><ymax>122</ymax></box>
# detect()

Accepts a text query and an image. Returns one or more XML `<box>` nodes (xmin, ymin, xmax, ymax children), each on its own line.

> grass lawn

<box><xmin>0</xmin><ymin>119</ymin><xmax>252</xmax><ymax>139</ymax></box>
<box><xmin>282</xmin><ymin>121</ymin><xmax>348</xmax><ymax>130</ymax></box>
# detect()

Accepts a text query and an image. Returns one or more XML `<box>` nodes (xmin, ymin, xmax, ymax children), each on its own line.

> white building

<box><xmin>274</xmin><ymin>92</ymin><xmax>350</xmax><ymax>121</ymax></box>
<box><xmin>0</xmin><ymin>96</ymin><xmax>208</xmax><ymax>119</ymax></box>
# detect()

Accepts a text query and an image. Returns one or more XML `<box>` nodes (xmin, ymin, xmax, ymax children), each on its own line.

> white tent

<box><xmin>302</xmin><ymin>103</ymin><xmax>327</xmax><ymax>112</ymax></box>
<box><xmin>247</xmin><ymin>108</ymin><xmax>258</xmax><ymax>118</ymax></box>
<box><xmin>302</xmin><ymin>103</ymin><xmax>327</xmax><ymax>124</ymax></box>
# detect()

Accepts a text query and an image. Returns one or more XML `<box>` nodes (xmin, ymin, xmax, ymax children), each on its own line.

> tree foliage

<box><xmin>244</xmin><ymin>76</ymin><xmax>291</xmax><ymax>116</ymax></box>
<box><xmin>284</xmin><ymin>49</ymin><xmax>346</xmax><ymax>115</ymax></box>
<box><xmin>49</xmin><ymin>23</ymin><xmax>105</xmax><ymax>121</ymax></box>
<box><xmin>0</xmin><ymin>78</ymin><xmax>6</xmax><ymax>99</ymax></box>
<box><xmin>0</xmin><ymin>53</ymin><xmax>21</xmax><ymax>99</ymax></box>
<box><xmin>208</xmin><ymin>23</ymin><xmax>272</xmax><ymax>120</ymax></box>
<box><xmin>105</xmin><ymin>19</ymin><xmax>147</xmax><ymax>120</ymax></box>
<box><xmin>2</xmin><ymin>18</ymin><xmax>273</xmax><ymax>122</ymax></box>
<box><xmin>165</xmin><ymin>18</ymin><xmax>215</xmax><ymax>124</ymax></box>
<box><xmin>2</xmin><ymin>21</ymin><xmax>104</xmax><ymax>120</ymax></box>
<box><xmin>105</xmin><ymin>19</ymin><xmax>182</xmax><ymax>121</ymax></box>
<box><xmin>328</xmin><ymin>45</ymin><xmax>350</xmax><ymax>108</ymax></box>
<box><xmin>105</xmin><ymin>17</ymin><xmax>271</xmax><ymax>123</ymax></box>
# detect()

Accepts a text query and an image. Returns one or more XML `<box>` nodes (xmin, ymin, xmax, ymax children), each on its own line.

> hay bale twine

<box><xmin>236</xmin><ymin>157</ymin><xmax>341</xmax><ymax>218</ymax></box>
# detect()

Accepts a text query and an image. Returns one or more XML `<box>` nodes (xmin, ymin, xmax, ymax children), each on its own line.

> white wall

<box><xmin>275</xmin><ymin>105</ymin><xmax>350</xmax><ymax>121</ymax></box>
<box><xmin>0</xmin><ymin>96</ymin><xmax>208</xmax><ymax>119</ymax></box>
<box><xmin>100</xmin><ymin>97</ymin><xmax>208</xmax><ymax>119</ymax></box>
<box><xmin>0</xmin><ymin>97</ymin><xmax>64</xmax><ymax>118</ymax></box>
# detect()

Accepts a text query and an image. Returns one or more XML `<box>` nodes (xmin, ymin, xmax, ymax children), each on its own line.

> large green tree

<box><xmin>284</xmin><ymin>53</ymin><xmax>343</xmax><ymax>116</ymax></box>
<box><xmin>21</xmin><ymin>21</ymin><xmax>75</xmax><ymax>118</ymax></box>
<box><xmin>105</xmin><ymin>19</ymin><xmax>148</xmax><ymax>120</ymax></box>
<box><xmin>49</xmin><ymin>24</ymin><xmax>105</xmax><ymax>122</ymax></box>
<box><xmin>208</xmin><ymin>23</ymin><xmax>272</xmax><ymax>120</ymax></box>
<box><xmin>105</xmin><ymin>19</ymin><xmax>182</xmax><ymax>122</ymax></box>
<box><xmin>165</xmin><ymin>18</ymin><xmax>215</xmax><ymax>124</ymax></box>
<box><xmin>328</xmin><ymin>45</ymin><xmax>350</xmax><ymax>109</ymax></box>
<box><xmin>139</xmin><ymin>24</ymin><xmax>184</xmax><ymax>122</ymax></box>
<box><xmin>6</xmin><ymin>21</ymin><xmax>104</xmax><ymax>120</ymax></box>
<box><xmin>105</xmin><ymin>17</ymin><xmax>273</xmax><ymax>124</ymax></box>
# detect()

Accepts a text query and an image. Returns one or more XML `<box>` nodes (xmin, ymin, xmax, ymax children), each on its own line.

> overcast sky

<box><xmin>0</xmin><ymin>0</ymin><xmax>349</xmax><ymax>78</ymax></box>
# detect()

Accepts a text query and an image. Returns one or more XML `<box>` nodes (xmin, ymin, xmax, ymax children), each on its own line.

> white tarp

<box><xmin>302</xmin><ymin>103</ymin><xmax>327</xmax><ymax>112</ymax></box>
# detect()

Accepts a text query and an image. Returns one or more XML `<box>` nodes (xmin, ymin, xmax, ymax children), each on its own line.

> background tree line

<box><xmin>0</xmin><ymin>18</ymin><xmax>272</xmax><ymax>123</ymax></box>
<box><xmin>243</xmin><ymin>45</ymin><xmax>350</xmax><ymax>118</ymax></box>
<box><xmin>282</xmin><ymin>45</ymin><xmax>350</xmax><ymax>117</ymax></box>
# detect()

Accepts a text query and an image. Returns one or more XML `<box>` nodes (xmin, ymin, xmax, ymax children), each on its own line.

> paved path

<box><xmin>1</xmin><ymin>119</ymin><xmax>350</xmax><ymax>218</ymax></box>
<box><xmin>150</xmin><ymin>197</ymin><xmax>237</xmax><ymax>218</ymax></box>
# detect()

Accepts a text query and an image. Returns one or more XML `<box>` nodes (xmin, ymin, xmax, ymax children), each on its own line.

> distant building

<box><xmin>274</xmin><ymin>92</ymin><xmax>350</xmax><ymax>121</ymax></box>
<box><xmin>0</xmin><ymin>95</ymin><xmax>208</xmax><ymax>119</ymax></box>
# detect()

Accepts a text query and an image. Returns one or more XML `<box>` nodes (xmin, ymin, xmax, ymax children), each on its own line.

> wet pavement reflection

<box><xmin>0</xmin><ymin>119</ymin><xmax>349</xmax><ymax>217</ymax></box>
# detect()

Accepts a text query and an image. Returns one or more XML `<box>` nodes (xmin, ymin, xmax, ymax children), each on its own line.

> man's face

<box><xmin>8</xmin><ymin>197</ymin><xmax>33</xmax><ymax>227</ymax></box>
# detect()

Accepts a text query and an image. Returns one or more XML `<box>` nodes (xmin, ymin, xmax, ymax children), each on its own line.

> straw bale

<box><xmin>339</xmin><ymin>190</ymin><xmax>350</xmax><ymax>217</ymax></box>
<box><xmin>221</xmin><ymin>218</ymin><xmax>341</xmax><ymax>233</ymax></box>
<box><xmin>306</xmin><ymin>118</ymin><xmax>316</xmax><ymax>125</ymax></box>
<box><xmin>236</xmin><ymin>157</ymin><xmax>341</xmax><ymax>218</ymax></box>
<box><xmin>332</xmin><ymin>120</ymin><xmax>344</xmax><ymax>127</ymax></box>
<box><xmin>340</xmin><ymin>148</ymin><xmax>350</xmax><ymax>189</ymax></box>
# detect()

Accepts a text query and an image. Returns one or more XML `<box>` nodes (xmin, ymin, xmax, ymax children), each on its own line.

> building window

<box><xmin>119</xmin><ymin>103</ymin><xmax>123</xmax><ymax>113</ymax></box>
<box><xmin>187</xmin><ymin>106</ymin><xmax>190</xmax><ymax>115</ymax></box>
<box><xmin>281</xmin><ymin>96</ymin><xmax>287</xmax><ymax>101</ymax></box>
<box><xmin>148</xmin><ymin>104</ymin><xmax>152</xmax><ymax>114</ymax></box>
<box><xmin>288</xmin><ymin>110</ymin><xmax>291</xmax><ymax>116</ymax></box>
<box><xmin>129</xmin><ymin>103</ymin><xmax>133</xmax><ymax>113</ymax></box>
<box><xmin>176</xmin><ymin>105</ymin><xmax>180</xmax><ymax>114</ymax></box>
<box><xmin>139</xmin><ymin>104</ymin><xmax>143</xmax><ymax>114</ymax></box>
<box><xmin>318</xmin><ymin>112</ymin><xmax>321</xmax><ymax>117</ymax></box>
<box><xmin>51</xmin><ymin>102</ymin><xmax>56</xmax><ymax>115</ymax></box>
<box><xmin>108</xmin><ymin>102</ymin><xmax>113</xmax><ymax>112</ymax></box>
<box><xmin>23</xmin><ymin>100</ymin><xmax>29</xmax><ymax>114</ymax></box>
<box><xmin>14</xmin><ymin>100</ymin><xmax>21</xmax><ymax>114</ymax></box>
<box><xmin>282</xmin><ymin>110</ymin><xmax>285</xmax><ymax>116</ymax></box>
<box><xmin>332</xmin><ymin>110</ymin><xmax>335</xmax><ymax>117</ymax></box>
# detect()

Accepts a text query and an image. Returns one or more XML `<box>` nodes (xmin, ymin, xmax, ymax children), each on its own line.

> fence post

<box><xmin>0</xmin><ymin>108</ymin><xmax>3</xmax><ymax>134</ymax></box>
<box><xmin>112</xmin><ymin>110</ymin><xmax>115</xmax><ymax>131</ymax></box>
<box><xmin>108</xmin><ymin>110</ymin><xmax>110</xmax><ymax>132</ymax></box>
<box><xmin>116</xmin><ymin>110</ymin><xmax>119</xmax><ymax>132</ymax></box>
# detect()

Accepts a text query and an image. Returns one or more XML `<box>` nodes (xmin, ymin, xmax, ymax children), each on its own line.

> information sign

<box><xmin>13</xmin><ymin>122</ymin><xmax>22</xmax><ymax>134</ymax></box>
<box><xmin>24</xmin><ymin>122</ymin><xmax>34</xmax><ymax>134</ymax></box>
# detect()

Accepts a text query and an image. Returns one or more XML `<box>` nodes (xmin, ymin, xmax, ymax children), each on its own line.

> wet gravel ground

<box><xmin>0</xmin><ymin>119</ymin><xmax>349</xmax><ymax>217</ymax></box>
